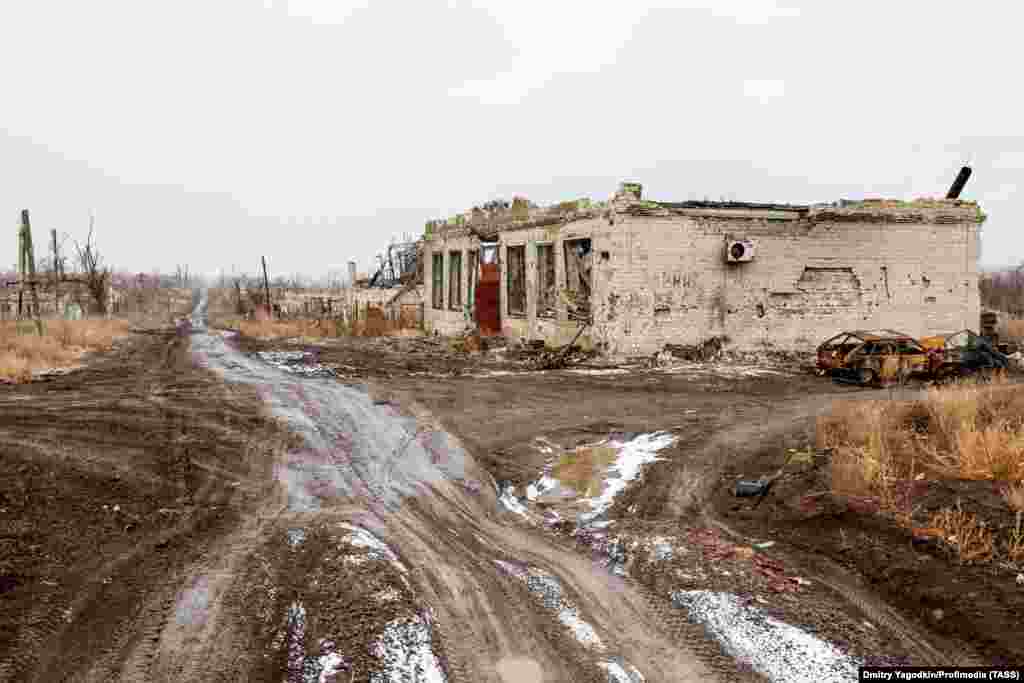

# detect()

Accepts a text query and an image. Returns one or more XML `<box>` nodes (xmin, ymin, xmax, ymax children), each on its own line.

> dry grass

<box><xmin>818</xmin><ymin>377</ymin><xmax>1024</xmax><ymax>491</ymax></box>
<box><xmin>226</xmin><ymin>317</ymin><xmax>422</xmax><ymax>341</ymax></box>
<box><xmin>1007</xmin><ymin>319</ymin><xmax>1024</xmax><ymax>339</ymax></box>
<box><xmin>929</xmin><ymin>502</ymin><xmax>996</xmax><ymax>564</ymax></box>
<box><xmin>1003</xmin><ymin>482</ymin><xmax>1024</xmax><ymax>563</ymax></box>
<box><xmin>819</xmin><ymin>377</ymin><xmax>1024</xmax><ymax>563</ymax></box>
<box><xmin>0</xmin><ymin>318</ymin><xmax>130</xmax><ymax>382</ymax></box>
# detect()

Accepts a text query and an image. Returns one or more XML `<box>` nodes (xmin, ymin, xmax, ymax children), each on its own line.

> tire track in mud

<box><xmin>141</xmin><ymin>292</ymin><xmax>711</xmax><ymax>682</ymax></box>
<box><xmin>0</xmin><ymin>327</ymin><xmax>295</xmax><ymax>683</ymax></box>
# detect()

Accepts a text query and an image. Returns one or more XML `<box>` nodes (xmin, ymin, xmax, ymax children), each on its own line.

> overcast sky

<box><xmin>1</xmin><ymin>1</ymin><xmax>1020</xmax><ymax>280</ymax></box>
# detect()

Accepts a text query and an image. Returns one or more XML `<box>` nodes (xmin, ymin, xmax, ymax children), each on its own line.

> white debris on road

<box><xmin>370</xmin><ymin>612</ymin><xmax>447</xmax><ymax>683</ymax></box>
<box><xmin>670</xmin><ymin>591</ymin><xmax>861</xmax><ymax>683</ymax></box>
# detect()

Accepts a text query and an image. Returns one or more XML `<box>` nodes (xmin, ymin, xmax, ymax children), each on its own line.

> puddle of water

<box><xmin>524</xmin><ymin>432</ymin><xmax>676</xmax><ymax>527</ymax></box>
<box><xmin>189</xmin><ymin>298</ymin><xmax>469</xmax><ymax>513</ymax></box>
<box><xmin>670</xmin><ymin>591</ymin><xmax>860</xmax><ymax>683</ymax></box>
<box><xmin>495</xmin><ymin>657</ymin><xmax>543</xmax><ymax>683</ymax></box>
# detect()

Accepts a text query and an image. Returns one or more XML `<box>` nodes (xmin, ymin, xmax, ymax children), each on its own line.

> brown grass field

<box><xmin>818</xmin><ymin>377</ymin><xmax>1024</xmax><ymax>564</ymax></box>
<box><xmin>0</xmin><ymin>319</ymin><xmax>131</xmax><ymax>383</ymax></box>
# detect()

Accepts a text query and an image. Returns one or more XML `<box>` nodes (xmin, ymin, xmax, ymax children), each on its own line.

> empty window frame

<box><xmin>507</xmin><ymin>245</ymin><xmax>526</xmax><ymax>317</ymax></box>
<box><xmin>448</xmin><ymin>251</ymin><xmax>462</xmax><ymax>310</ymax></box>
<box><xmin>536</xmin><ymin>243</ymin><xmax>556</xmax><ymax>317</ymax></box>
<box><xmin>466</xmin><ymin>249</ymin><xmax>479</xmax><ymax>318</ymax></box>
<box><xmin>432</xmin><ymin>253</ymin><xmax>444</xmax><ymax>309</ymax></box>
<box><xmin>563</xmin><ymin>238</ymin><xmax>592</xmax><ymax>319</ymax></box>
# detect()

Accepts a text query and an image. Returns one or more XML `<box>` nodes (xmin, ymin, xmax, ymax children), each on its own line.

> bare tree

<box><xmin>73</xmin><ymin>214</ymin><xmax>111</xmax><ymax>314</ymax></box>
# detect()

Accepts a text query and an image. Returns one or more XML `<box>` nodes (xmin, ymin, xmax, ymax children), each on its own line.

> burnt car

<box><xmin>919</xmin><ymin>329</ymin><xmax>1009</xmax><ymax>381</ymax></box>
<box><xmin>817</xmin><ymin>330</ymin><xmax>931</xmax><ymax>385</ymax></box>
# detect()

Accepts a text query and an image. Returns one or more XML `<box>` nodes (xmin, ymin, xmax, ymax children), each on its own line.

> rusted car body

<box><xmin>919</xmin><ymin>329</ymin><xmax>1009</xmax><ymax>380</ymax></box>
<box><xmin>817</xmin><ymin>330</ymin><xmax>931</xmax><ymax>385</ymax></box>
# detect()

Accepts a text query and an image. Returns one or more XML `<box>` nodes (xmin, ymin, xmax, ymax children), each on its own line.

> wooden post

<box><xmin>261</xmin><ymin>256</ymin><xmax>272</xmax><ymax>318</ymax></box>
<box><xmin>19</xmin><ymin>210</ymin><xmax>44</xmax><ymax>335</ymax></box>
<box><xmin>51</xmin><ymin>228</ymin><xmax>60</xmax><ymax>313</ymax></box>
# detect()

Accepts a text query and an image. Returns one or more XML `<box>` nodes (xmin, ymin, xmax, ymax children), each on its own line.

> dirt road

<box><xmin>1</xmin><ymin>292</ymin><xmax>707</xmax><ymax>682</ymax></box>
<box><xmin>3</xmin><ymin>292</ymin><xmax>994</xmax><ymax>681</ymax></box>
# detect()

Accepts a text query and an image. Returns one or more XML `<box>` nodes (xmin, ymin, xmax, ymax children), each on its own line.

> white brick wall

<box><xmin>422</xmin><ymin>203</ymin><xmax>981</xmax><ymax>355</ymax></box>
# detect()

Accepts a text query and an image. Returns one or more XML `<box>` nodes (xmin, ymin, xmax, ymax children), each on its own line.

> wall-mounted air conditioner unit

<box><xmin>725</xmin><ymin>239</ymin><xmax>755</xmax><ymax>263</ymax></box>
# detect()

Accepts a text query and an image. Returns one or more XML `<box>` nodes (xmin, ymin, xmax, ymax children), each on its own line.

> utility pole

<box><xmin>51</xmin><ymin>228</ymin><xmax>60</xmax><ymax>312</ymax></box>
<box><xmin>18</xmin><ymin>210</ymin><xmax>44</xmax><ymax>335</ymax></box>
<box><xmin>261</xmin><ymin>255</ymin><xmax>272</xmax><ymax>318</ymax></box>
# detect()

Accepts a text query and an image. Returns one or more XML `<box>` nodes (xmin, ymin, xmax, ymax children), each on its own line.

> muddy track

<box><xmin>686</xmin><ymin>391</ymin><xmax>983</xmax><ymax>668</ymax></box>
<box><xmin>86</xmin><ymin>295</ymin><xmax>715</xmax><ymax>682</ymax></box>
<box><xmin>0</xmin><ymin>327</ymin><xmax>295</xmax><ymax>683</ymax></box>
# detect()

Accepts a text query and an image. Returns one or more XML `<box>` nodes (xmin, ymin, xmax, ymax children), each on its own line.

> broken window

<box><xmin>536</xmin><ymin>243</ymin><xmax>556</xmax><ymax>318</ymax></box>
<box><xmin>449</xmin><ymin>251</ymin><xmax>462</xmax><ymax>310</ymax></box>
<box><xmin>507</xmin><ymin>245</ymin><xmax>526</xmax><ymax>317</ymax></box>
<box><xmin>432</xmin><ymin>253</ymin><xmax>444</xmax><ymax>309</ymax></box>
<box><xmin>466</xmin><ymin>250</ymin><xmax>478</xmax><ymax>318</ymax></box>
<box><xmin>563</xmin><ymin>238</ymin><xmax>592</xmax><ymax>320</ymax></box>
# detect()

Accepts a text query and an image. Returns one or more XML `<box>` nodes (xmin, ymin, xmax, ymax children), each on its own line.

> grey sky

<box><xmin>1</xmin><ymin>1</ymin><xmax>1020</xmax><ymax>280</ymax></box>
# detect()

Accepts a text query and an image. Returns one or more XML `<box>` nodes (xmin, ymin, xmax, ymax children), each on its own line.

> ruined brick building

<box><xmin>422</xmin><ymin>182</ymin><xmax>984</xmax><ymax>355</ymax></box>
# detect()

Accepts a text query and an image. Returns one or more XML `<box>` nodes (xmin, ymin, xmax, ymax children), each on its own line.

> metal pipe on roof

<box><xmin>946</xmin><ymin>166</ymin><xmax>972</xmax><ymax>199</ymax></box>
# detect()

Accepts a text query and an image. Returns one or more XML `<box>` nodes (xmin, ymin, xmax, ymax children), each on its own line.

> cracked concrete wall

<box><xmin>592</xmin><ymin>207</ymin><xmax>980</xmax><ymax>354</ymax></box>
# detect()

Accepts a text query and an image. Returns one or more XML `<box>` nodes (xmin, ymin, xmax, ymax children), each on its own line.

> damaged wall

<box><xmin>422</xmin><ymin>186</ymin><xmax>983</xmax><ymax>355</ymax></box>
<box><xmin>592</xmin><ymin>201</ymin><xmax>981</xmax><ymax>354</ymax></box>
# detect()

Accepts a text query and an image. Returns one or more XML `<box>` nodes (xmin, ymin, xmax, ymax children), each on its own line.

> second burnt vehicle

<box><xmin>919</xmin><ymin>329</ymin><xmax>1010</xmax><ymax>382</ymax></box>
<box><xmin>817</xmin><ymin>330</ymin><xmax>932</xmax><ymax>386</ymax></box>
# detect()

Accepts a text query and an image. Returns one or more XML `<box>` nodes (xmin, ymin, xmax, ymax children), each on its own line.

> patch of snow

<box><xmin>497</xmin><ymin>562</ymin><xmax>606</xmax><ymax>651</ymax></box>
<box><xmin>670</xmin><ymin>591</ymin><xmax>861</xmax><ymax>683</ymax></box>
<box><xmin>287</xmin><ymin>528</ymin><xmax>306</xmax><ymax>547</ymax></box>
<box><xmin>370</xmin><ymin>612</ymin><xmax>447</xmax><ymax>683</ymax></box>
<box><xmin>526</xmin><ymin>475</ymin><xmax>558</xmax><ymax>501</ymax></box>
<box><xmin>375</xmin><ymin>587</ymin><xmax>402</xmax><ymax>603</ymax></box>
<box><xmin>498</xmin><ymin>485</ymin><xmax>529</xmax><ymax>518</ymax></box>
<box><xmin>283</xmin><ymin>601</ymin><xmax>307</xmax><ymax>682</ymax></box>
<box><xmin>318</xmin><ymin>651</ymin><xmax>349</xmax><ymax>682</ymax></box>
<box><xmin>599</xmin><ymin>658</ymin><xmax>646</xmax><ymax>682</ymax></box>
<box><xmin>558</xmin><ymin>607</ymin><xmax>604</xmax><ymax>650</ymax></box>
<box><xmin>339</xmin><ymin>523</ymin><xmax>408</xmax><ymax>572</ymax></box>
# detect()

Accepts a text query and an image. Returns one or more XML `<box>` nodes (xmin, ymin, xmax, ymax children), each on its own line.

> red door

<box><xmin>476</xmin><ymin>245</ymin><xmax>500</xmax><ymax>337</ymax></box>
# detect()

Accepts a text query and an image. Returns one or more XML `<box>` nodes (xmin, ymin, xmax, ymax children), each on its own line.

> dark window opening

<box><xmin>563</xmin><ymin>238</ymin><xmax>592</xmax><ymax>320</ymax></box>
<box><xmin>432</xmin><ymin>253</ymin><xmax>444</xmax><ymax>309</ymax></box>
<box><xmin>466</xmin><ymin>250</ymin><xmax>479</xmax><ymax>320</ymax></box>
<box><xmin>507</xmin><ymin>245</ymin><xmax>526</xmax><ymax>317</ymax></box>
<box><xmin>537</xmin><ymin>243</ymin><xmax>556</xmax><ymax>318</ymax></box>
<box><xmin>449</xmin><ymin>251</ymin><xmax>462</xmax><ymax>310</ymax></box>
